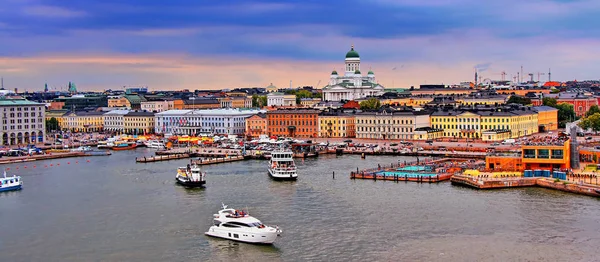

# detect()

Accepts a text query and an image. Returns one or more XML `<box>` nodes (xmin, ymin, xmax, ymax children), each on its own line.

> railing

<box><xmin>523</xmin><ymin>154</ymin><xmax>536</xmax><ymax>158</ymax></box>
<box><xmin>537</xmin><ymin>155</ymin><xmax>550</xmax><ymax>159</ymax></box>
<box><xmin>551</xmin><ymin>155</ymin><xmax>564</xmax><ymax>159</ymax></box>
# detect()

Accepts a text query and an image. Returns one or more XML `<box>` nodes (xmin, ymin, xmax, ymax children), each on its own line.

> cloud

<box><xmin>21</xmin><ymin>5</ymin><xmax>87</xmax><ymax>18</ymax></box>
<box><xmin>474</xmin><ymin>63</ymin><xmax>492</xmax><ymax>73</ymax></box>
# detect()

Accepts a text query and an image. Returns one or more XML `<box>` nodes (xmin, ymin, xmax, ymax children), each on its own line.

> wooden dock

<box><xmin>0</xmin><ymin>151</ymin><xmax>110</xmax><ymax>165</ymax></box>
<box><xmin>192</xmin><ymin>155</ymin><xmax>246</xmax><ymax>165</ymax></box>
<box><xmin>450</xmin><ymin>175</ymin><xmax>538</xmax><ymax>189</ymax></box>
<box><xmin>350</xmin><ymin>171</ymin><xmax>452</xmax><ymax>183</ymax></box>
<box><xmin>136</xmin><ymin>154</ymin><xmax>190</xmax><ymax>163</ymax></box>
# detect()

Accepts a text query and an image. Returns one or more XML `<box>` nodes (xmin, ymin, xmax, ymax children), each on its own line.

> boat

<box><xmin>97</xmin><ymin>141</ymin><xmax>113</xmax><ymax>149</ymax></box>
<box><xmin>111</xmin><ymin>143</ymin><xmax>137</xmax><ymax>151</ymax></box>
<box><xmin>146</xmin><ymin>140</ymin><xmax>166</xmax><ymax>149</ymax></box>
<box><xmin>268</xmin><ymin>149</ymin><xmax>297</xmax><ymax>181</ymax></box>
<box><xmin>175</xmin><ymin>163</ymin><xmax>206</xmax><ymax>187</ymax></box>
<box><xmin>205</xmin><ymin>204</ymin><xmax>282</xmax><ymax>244</ymax></box>
<box><xmin>135</xmin><ymin>140</ymin><xmax>146</xmax><ymax>147</ymax></box>
<box><xmin>0</xmin><ymin>170</ymin><xmax>22</xmax><ymax>192</ymax></box>
<box><xmin>71</xmin><ymin>146</ymin><xmax>92</xmax><ymax>152</ymax></box>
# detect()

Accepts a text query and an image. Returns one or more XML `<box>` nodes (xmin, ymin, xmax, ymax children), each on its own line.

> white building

<box><xmin>355</xmin><ymin>108</ymin><xmax>430</xmax><ymax>140</ymax></box>
<box><xmin>322</xmin><ymin>45</ymin><xmax>385</xmax><ymax>101</ymax></box>
<box><xmin>0</xmin><ymin>98</ymin><xmax>46</xmax><ymax>145</ymax></box>
<box><xmin>103</xmin><ymin>110</ymin><xmax>130</xmax><ymax>132</ymax></box>
<box><xmin>141</xmin><ymin>100</ymin><xmax>170</xmax><ymax>113</ymax></box>
<box><xmin>155</xmin><ymin>108</ymin><xmax>266</xmax><ymax>135</ymax></box>
<box><xmin>267</xmin><ymin>92</ymin><xmax>296</xmax><ymax>107</ymax></box>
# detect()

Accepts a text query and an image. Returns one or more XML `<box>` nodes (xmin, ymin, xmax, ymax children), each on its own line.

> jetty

<box><xmin>192</xmin><ymin>155</ymin><xmax>246</xmax><ymax>166</ymax></box>
<box><xmin>350</xmin><ymin>158</ymin><xmax>468</xmax><ymax>183</ymax></box>
<box><xmin>136</xmin><ymin>154</ymin><xmax>190</xmax><ymax>163</ymax></box>
<box><xmin>0</xmin><ymin>151</ymin><xmax>111</xmax><ymax>165</ymax></box>
<box><xmin>451</xmin><ymin>175</ymin><xmax>600</xmax><ymax>197</ymax></box>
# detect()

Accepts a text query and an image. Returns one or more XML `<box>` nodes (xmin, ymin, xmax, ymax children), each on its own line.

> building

<box><xmin>266</xmin><ymin>83</ymin><xmax>278</xmax><ymax>93</ymax></box>
<box><xmin>47</xmin><ymin>101</ymin><xmax>65</xmax><ymax>110</ymax></box>
<box><xmin>322</xmin><ymin>45</ymin><xmax>385</xmax><ymax>101</ymax></box>
<box><xmin>124</xmin><ymin>111</ymin><xmax>155</xmax><ymax>135</ymax></box>
<box><xmin>413</xmin><ymin>127</ymin><xmax>444</xmax><ymax>141</ymax></box>
<box><xmin>155</xmin><ymin>108</ymin><xmax>265</xmax><ymax>135</ymax></box>
<box><xmin>218</xmin><ymin>96</ymin><xmax>252</xmax><ymax>108</ymax></box>
<box><xmin>266</xmin><ymin>109</ymin><xmax>320</xmax><ymax>138</ymax></box>
<box><xmin>300</xmin><ymin>98</ymin><xmax>321</xmax><ymax>108</ymax></box>
<box><xmin>267</xmin><ymin>92</ymin><xmax>296</xmax><ymax>107</ymax></box>
<box><xmin>355</xmin><ymin>108</ymin><xmax>430</xmax><ymax>139</ymax></box>
<box><xmin>62</xmin><ymin>111</ymin><xmax>105</xmax><ymax>132</ymax></box>
<box><xmin>486</xmin><ymin>137</ymin><xmax>571</xmax><ymax>171</ymax></box>
<box><xmin>54</xmin><ymin>96</ymin><xmax>108</xmax><ymax>111</ymax></box>
<box><xmin>541</xmin><ymin>93</ymin><xmax>598</xmax><ymax>117</ymax></box>
<box><xmin>534</xmin><ymin>106</ymin><xmax>559</xmax><ymax>132</ymax></box>
<box><xmin>245</xmin><ymin>113</ymin><xmax>267</xmax><ymax>138</ymax></box>
<box><xmin>124</xmin><ymin>95</ymin><xmax>146</xmax><ymax>110</ymax></box>
<box><xmin>103</xmin><ymin>110</ymin><xmax>130</xmax><ymax>132</ymax></box>
<box><xmin>430</xmin><ymin>106</ymin><xmax>539</xmax><ymax>141</ymax></box>
<box><xmin>0</xmin><ymin>98</ymin><xmax>46</xmax><ymax>145</ymax></box>
<box><xmin>108</xmin><ymin>96</ymin><xmax>131</xmax><ymax>108</ymax></box>
<box><xmin>141</xmin><ymin>100</ymin><xmax>170</xmax><ymax>113</ymax></box>
<box><xmin>125</xmin><ymin>87</ymin><xmax>148</xmax><ymax>95</ymax></box>
<box><xmin>182</xmin><ymin>98</ymin><xmax>220</xmax><ymax>109</ymax></box>
<box><xmin>45</xmin><ymin>109</ymin><xmax>68</xmax><ymax>130</ymax></box>
<box><xmin>318</xmin><ymin>111</ymin><xmax>355</xmax><ymax>138</ymax></box>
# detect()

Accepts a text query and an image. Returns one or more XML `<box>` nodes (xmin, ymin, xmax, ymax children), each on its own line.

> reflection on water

<box><xmin>0</xmin><ymin>151</ymin><xmax>599</xmax><ymax>261</ymax></box>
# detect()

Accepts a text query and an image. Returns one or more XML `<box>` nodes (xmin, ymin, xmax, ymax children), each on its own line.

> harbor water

<box><xmin>1</xmin><ymin>149</ymin><xmax>599</xmax><ymax>261</ymax></box>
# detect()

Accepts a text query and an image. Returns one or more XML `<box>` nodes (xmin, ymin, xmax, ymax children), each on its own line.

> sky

<box><xmin>1</xmin><ymin>0</ymin><xmax>600</xmax><ymax>92</ymax></box>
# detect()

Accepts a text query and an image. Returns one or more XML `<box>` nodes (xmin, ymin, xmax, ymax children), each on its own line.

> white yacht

<box><xmin>0</xmin><ymin>171</ymin><xmax>22</xmax><ymax>193</ymax></box>
<box><xmin>268</xmin><ymin>150</ymin><xmax>297</xmax><ymax>180</ymax></box>
<box><xmin>205</xmin><ymin>204</ymin><xmax>282</xmax><ymax>244</ymax></box>
<box><xmin>175</xmin><ymin>163</ymin><xmax>206</xmax><ymax>187</ymax></box>
<box><xmin>146</xmin><ymin>140</ymin><xmax>165</xmax><ymax>149</ymax></box>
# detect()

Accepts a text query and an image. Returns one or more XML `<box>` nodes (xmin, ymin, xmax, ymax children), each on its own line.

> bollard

<box><xmin>333</xmin><ymin>171</ymin><xmax>335</xmax><ymax>179</ymax></box>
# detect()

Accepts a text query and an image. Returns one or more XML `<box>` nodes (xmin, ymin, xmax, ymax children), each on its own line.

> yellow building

<box><xmin>534</xmin><ymin>106</ymin><xmax>559</xmax><ymax>131</ymax></box>
<box><xmin>413</xmin><ymin>127</ymin><xmax>444</xmax><ymax>140</ymax></box>
<box><xmin>430</xmin><ymin>107</ymin><xmax>539</xmax><ymax>141</ymax></box>
<box><xmin>218</xmin><ymin>96</ymin><xmax>252</xmax><ymax>108</ymax></box>
<box><xmin>457</xmin><ymin>95</ymin><xmax>507</xmax><ymax>106</ymax></box>
<box><xmin>300</xmin><ymin>98</ymin><xmax>321</xmax><ymax>108</ymax></box>
<box><xmin>318</xmin><ymin>112</ymin><xmax>356</xmax><ymax>138</ymax></box>
<box><xmin>108</xmin><ymin>96</ymin><xmax>131</xmax><ymax>108</ymax></box>
<box><xmin>123</xmin><ymin>111</ymin><xmax>155</xmax><ymax>135</ymax></box>
<box><xmin>45</xmin><ymin>110</ymin><xmax>68</xmax><ymax>130</ymax></box>
<box><xmin>62</xmin><ymin>111</ymin><xmax>105</xmax><ymax>132</ymax></box>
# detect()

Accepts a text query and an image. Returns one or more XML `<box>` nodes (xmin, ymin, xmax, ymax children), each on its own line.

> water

<box><xmin>1</xmin><ymin>149</ymin><xmax>599</xmax><ymax>261</ymax></box>
<box><xmin>377</xmin><ymin>171</ymin><xmax>438</xmax><ymax>178</ymax></box>
<box><xmin>397</xmin><ymin>165</ymin><xmax>432</xmax><ymax>171</ymax></box>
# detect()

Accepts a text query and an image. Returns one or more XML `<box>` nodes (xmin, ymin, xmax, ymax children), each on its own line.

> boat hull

<box><xmin>268</xmin><ymin>169</ymin><xmax>297</xmax><ymax>181</ymax></box>
<box><xmin>204</xmin><ymin>226</ymin><xmax>278</xmax><ymax>244</ymax></box>
<box><xmin>111</xmin><ymin>145</ymin><xmax>137</xmax><ymax>151</ymax></box>
<box><xmin>175</xmin><ymin>177</ymin><xmax>206</xmax><ymax>187</ymax></box>
<box><xmin>0</xmin><ymin>185</ymin><xmax>22</xmax><ymax>192</ymax></box>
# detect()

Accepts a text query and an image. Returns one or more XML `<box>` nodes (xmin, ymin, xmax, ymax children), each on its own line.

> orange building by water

<box><xmin>486</xmin><ymin>138</ymin><xmax>571</xmax><ymax>171</ymax></box>
<box><xmin>266</xmin><ymin>109</ymin><xmax>320</xmax><ymax>138</ymax></box>
<box><xmin>245</xmin><ymin>113</ymin><xmax>267</xmax><ymax>138</ymax></box>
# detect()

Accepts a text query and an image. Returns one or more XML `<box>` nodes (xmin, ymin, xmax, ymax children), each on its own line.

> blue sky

<box><xmin>1</xmin><ymin>0</ymin><xmax>599</xmax><ymax>91</ymax></box>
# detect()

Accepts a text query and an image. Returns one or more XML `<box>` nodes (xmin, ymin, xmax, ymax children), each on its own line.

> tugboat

<box><xmin>0</xmin><ymin>170</ymin><xmax>22</xmax><ymax>193</ymax></box>
<box><xmin>111</xmin><ymin>142</ymin><xmax>137</xmax><ymax>151</ymax></box>
<box><xmin>205</xmin><ymin>204</ymin><xmax>282</xmax><ymax>244</ymax></box>
<box><xmin>175</xmin><ymin>163</ymin><xmax>206</xmax><ymax>187</ymax></box>
<box><xmin>268</xmin><ymin>149</ymin><xmax>297</xmax><ymax>181</ymax></box>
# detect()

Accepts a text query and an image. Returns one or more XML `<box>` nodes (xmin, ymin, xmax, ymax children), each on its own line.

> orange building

<box><xmin>108</xmin><ymin>96</ymin><xmax>131</xmax><ymax>108</ymax></box>
<box><xmin>172</xmin><ymin>99</ymin><xmax>184</xmax><ymax>109</ymax></box>
<box><xmin>534</xmin><ymin>106</ymin><xmax>558</xmax><ymax>131</ymax></box>
<box><xmin>497</xmin><ymin>89</ymin><xmax>551</xmax><ymax>96</ymax></box>
<box><xmin>47</xmin><ymin>101</ymin><xmax>65</xmax><ymax>110</ymax></box>
<box><xmin>267</xmin><ymin>109</ymin><xmax>320</xmax><ymax>138</ymax></box>
<box><xmin>245</xmin><ymin>113</ymin><xmax>267</xmax><ymax>138</ymax></box>
<box><xmin>486</xmin><ymin>138</ymin><xmax>571</xmax><ymax>171</ymax></box>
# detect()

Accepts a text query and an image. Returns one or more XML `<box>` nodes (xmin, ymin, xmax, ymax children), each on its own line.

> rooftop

<box><xmin>0</xmin><ymin>98</ymin><xmax>43</xmax><ymax>106</ymax></box>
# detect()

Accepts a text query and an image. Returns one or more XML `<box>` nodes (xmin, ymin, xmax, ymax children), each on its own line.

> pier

<box><xmin>136</xmin><ymin>154</ymin><xmax>190</xmax><ymax>163</ymax></box>
<box><xmin>350</xmin><ymin>157</ymin><xmax>467</xmax><ymax>183</ymax></box>
<box><xmin>0</xmin><ymin>151</ymin><xmax>111</xmax><ymax>165</ymax></box>
<box><xmin>192</xmin><ymin>155</ymin><xmax>246</xmax><ymax>165</ymax></box>
<box><xmin>451</xmin><ymin>175</ymin><xmax>600</xmax><ymax>197</ymax></box>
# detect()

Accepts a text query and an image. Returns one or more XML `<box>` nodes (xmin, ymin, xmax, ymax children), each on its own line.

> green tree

<box><xmin>585</xmin><ymin>105</ymin><xmax>600</xmax><ymax>117</ymax></box>
<box><xmin>252</xmin><ymin>95</ymin><xmax>268</xmax><ymax>107</ymax></box>
<box><xmin>359</xmin><ymin>98</ymin><xmax>381</xmax><ymax>110</ymax></box>
<box><xmin>542</xmin><ymin>97</ymin><xmax>557</xmax><ymax>107</ymax></box>
<box><xmin>46</xmin><ymin>117</ymin><xmax>60</xmax><ymax>132</ymax></box>
<box><xmin>555</xmin><ymin>103</ymin><xmax>576</xmax><ymax>128</ymax></box>
<box><xmin>295</xmin><ymin>90</ymin><xmax>313</xmax><ymax>104</ymax></box>
<box><xmin>582</xmin><ymin>113</ymin><xmax>600</xmax><ymax>132</ymax></box>
<box><xmin>507</xmin><ymin>95</ymin><xmax>532</xmax><ymax>105</ymax></box>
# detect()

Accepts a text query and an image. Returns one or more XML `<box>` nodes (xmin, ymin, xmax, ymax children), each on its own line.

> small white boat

<box><xmin>205</xmin><ymin>204</ymin><xmax>282</xmax><ymax>244</ymax></box>
<box><xmin>71</xmin><ymin>146</ymin><xmax>92</xmax><ymax>152</ymax></box>
<box><xmin>146</xmin><ymin>140</ymin><xmax>165</xmax><ymax>149</ymax></box>
<box><xmin>175</xmin><ymin>163</ymin><xmax>206</xmax><ymax>187</ymax></box>
<box><xmin>0</xmin><ymin>171</ymin><xmax>22</xmax><ymax>193</ymax></box>
<box><xmin>268</xmin><ymin>149</ymin><xmax>297</xmax><ymax>181</ymax></box>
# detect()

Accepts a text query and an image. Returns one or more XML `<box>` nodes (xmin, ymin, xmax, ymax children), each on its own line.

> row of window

<box><xmin>3</xmin><ymin>118</ymin><xmax>40</xmax><ymax>124</ymax></box>
<box><xmin>269</xmin><ymin>120</ymin><xmax>316</xmax><ymax>126</ymax></box>
<box><xmin>3</xmin><ymin>107</ymin><xmax>40</xmax><ymax>112</ymax></box>
<box><xmin>2</xmin><ymin>124</ymin><xmax>43</xmax><ymax>130</ymax></box>
<box><xmin>357</xmin><ymin>127</ymin><xmax>413</xmax><ymax>133</ymax></box>
<box><xmin>432</xmin><ymin>116</ymin><xmax>536</xmax><ymax>123</ymax></box>
<box><xmin>4</xmin><ymin>112</ymin><xmax>39</xmax><ymax>118</ymax></box>
<box><xmin>356</xmin><ymin>119</ymin><xmax>414</xmax><ymax>125</ymax></box>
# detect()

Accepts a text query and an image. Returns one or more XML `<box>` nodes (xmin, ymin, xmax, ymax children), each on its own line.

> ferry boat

<box><xmin>175</xmin><ymin>163</ymin><xmax>206</xmax><ymax>187</ymax></box>
<box><xmin>205</xmin><ymin>204</ymin><xmax>282</xmax><ymax>244</ymax></box>
<box><xmin>71</xmin><ymin>146</ymin><xmax>92</xmax><ymax>152</ymax></box>
<box><xmin>111</xmin><ymin>143</ymin><xmax>137</xmax><ymax>151</ymax></box>
<box><xmin>146</xmin><ymin>140</ymin><xmax>165</xmax><ymax>149</ymax></box>
<box><xmin>268</xmin><ymin>150</ymin><xmax>297</xmax><ymax>180</ymax></box>
<box><xmin>97</xmin><ymin>141</ymin><xmax>111</xmax><ymax>149</ymax></box>
<box><xmin>0</xmin><ymin>171</ymin><xmax>22</xmax><ymax>192</ymax></box>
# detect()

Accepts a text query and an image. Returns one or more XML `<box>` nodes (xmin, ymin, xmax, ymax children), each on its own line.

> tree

<box><xmin>359</xmin><ymin>98</ymin><xmax>381</xmax><ymax>110</ymax></box>
<box><xmin>579</xmin><ymin>113</ymin><xmax>600</xmax><ymax>132</ymax></box>
<box><xmin>542</xmin><ymin>97</ymin><xmax>557</xmax><ymax>107</ymax></box>
<box><xmin>507</xmin><ymin>95</ymin><xmax>532</xmax><ymax>105</ymax></box>
<box><xmin>555</xmin><ymin>103</ymin><xmax>576</xmax><ymax>128</ymax></box>
<box><xmin>46</xmin><ymin>117</ymin><xmax>60</xmax><ymax>132</ymax></box>
<box><xmin>295</xmin><ymin>90</ymin><xmax>312</xmax><ymax>104</ymax></box>
<box><xmin>585</xmin><ymin>105</ymin><xmax>600</xmax><ymax>118</ymax></box>
<box><xmin>252</xmin><ymin>95</ymin><xmax>268</xmax><ymax>107</ymax></box>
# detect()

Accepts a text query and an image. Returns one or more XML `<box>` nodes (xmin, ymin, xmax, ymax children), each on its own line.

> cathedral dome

<box><xmin>368</xmin><ymin>70</ymin><xmax>374</xmax><ymax>75</ymax></box>
<box><xmin>354</xmin><ymin>69</ymin><xmax>361</xmax><ymax>74</ymax></box>
<box><xmin>345</xmin><ymin>45</ymin><xmax>360</xmax><ymax>58</ymax></box>
<box><xmin>331</xmin><ymin>70</ymin><xmax>338</xmax><ymax>75</ymax></box>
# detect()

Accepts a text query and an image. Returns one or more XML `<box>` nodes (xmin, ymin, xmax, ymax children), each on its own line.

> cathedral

<box><xmin>322</xmin><ymin>45</ymin><xmax>385</xmax><ymax>101</ymax></box>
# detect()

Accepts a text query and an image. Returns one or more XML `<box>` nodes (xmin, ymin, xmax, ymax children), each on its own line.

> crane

<box><xmin>315</xmin><ymin>80</ymin><xmax>321</xmax><ymax>89</ymax></box>
<box><xmin>537</xmin><ymin>72</ymin><xmax>546</xmax><ymax>82</ymax></box>
<box><xmin>501</xmin><ymin>71</ymin><xmax>506</xmax><ymax>81</ymax></box>
<box><xmin>528</xmin><ymin>73</ymin><xmax>534</xmax><ymax>82</ymax></box>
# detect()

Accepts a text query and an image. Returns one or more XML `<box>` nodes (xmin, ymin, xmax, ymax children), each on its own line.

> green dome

<box><xmin>331</xmin><ymin>70</ymin><xmax>338</xmax><ymax>75</ymax></box>
<box><xmin>368</xmin><ymin>70</ymin><xmax>374</xmax><ymax>75</ymax></box>
<box><xmin>345</xmin><ymin>45</ymin><xmax>360</xmax><ymax>58</ymax></box>
<box><xmin>354</xmin><ymin>69</ymin><xmax>361</xmax><ymax>74</ymax></box>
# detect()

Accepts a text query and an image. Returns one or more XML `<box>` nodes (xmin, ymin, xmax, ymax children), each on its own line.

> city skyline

<box><xmin>1</xmin><ymin>0</ymin><xmax>600</xmax><ymax>91</ymax></box>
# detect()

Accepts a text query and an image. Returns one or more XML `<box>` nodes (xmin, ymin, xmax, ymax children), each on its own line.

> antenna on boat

<box><xmin>221</xmin><ymin>203</ymin><xmax>227</xmax><ymax>209</ymax></box>
<box><xmin>3</xmin><ymin>169</ymin><xmax>6</xmax><ymax>178</ymax></box>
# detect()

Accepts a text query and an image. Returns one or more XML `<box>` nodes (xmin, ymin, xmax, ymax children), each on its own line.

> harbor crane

<box><xmin>537</xmin><ymin>72</ymin><xmax>546</xmax><ymax>82</ymax></box>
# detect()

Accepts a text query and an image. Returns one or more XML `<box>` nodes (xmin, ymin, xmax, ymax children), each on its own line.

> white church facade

<box><xmin>322</xmin><ymin>45</ymin><xmax>385</xmax><ymax>101</ymax></box>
